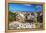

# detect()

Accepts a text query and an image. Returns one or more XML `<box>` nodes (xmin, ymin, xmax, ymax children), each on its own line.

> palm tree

<box><xmin>34</xmin><ymin>6</ymin><xmax>39</xmax><ymax>30</ymax></box>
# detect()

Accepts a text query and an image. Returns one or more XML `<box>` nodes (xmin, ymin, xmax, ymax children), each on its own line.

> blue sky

<box><xmin>8</xmin><ymin>4</ymin><xmax>42</xmax><ymax>12</ymax></box>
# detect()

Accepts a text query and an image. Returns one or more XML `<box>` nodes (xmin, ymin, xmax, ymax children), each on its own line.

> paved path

<box><xmin>9</xmin><ymin>21</ymin><xmax>35</xmax><ymax>29</ymax></box>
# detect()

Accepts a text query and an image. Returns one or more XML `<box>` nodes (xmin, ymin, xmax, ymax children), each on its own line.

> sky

<box><xmin>8</xmin><ymin>3</ymin><xmax>43</xmax><ymax>12</ymax></box>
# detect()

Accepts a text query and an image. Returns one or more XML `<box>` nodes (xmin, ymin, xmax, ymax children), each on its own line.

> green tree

<box><xmin>8</xmin><ymin>11</ymin><xmax>16</xmax><ymax>23</ymax></box>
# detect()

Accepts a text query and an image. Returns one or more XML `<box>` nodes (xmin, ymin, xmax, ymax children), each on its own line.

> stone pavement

<box><xmin>9</xmin><ymin>21</ymin><xmax>35</xmax><ymax>29</ymax></box>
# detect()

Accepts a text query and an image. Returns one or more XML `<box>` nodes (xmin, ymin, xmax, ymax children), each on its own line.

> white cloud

<box><xmin>24</xmin><ymin>4</ymin><xmax>32</xmax><ymax>6</ymax></box>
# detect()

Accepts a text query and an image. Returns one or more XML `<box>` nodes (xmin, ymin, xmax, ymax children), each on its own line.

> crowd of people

<box><xmin>16</xmin><ymin>12</ymin><xmax>43</xmax><ymax>23</ymax></box>
<box><xmin>9</xmin><ymin>11</ymin><xmax>43</xmax><ymax>30</ymax></box>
